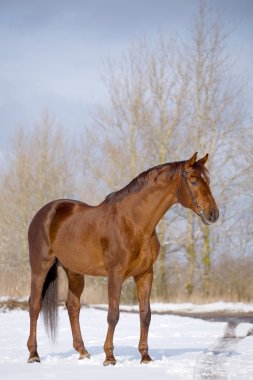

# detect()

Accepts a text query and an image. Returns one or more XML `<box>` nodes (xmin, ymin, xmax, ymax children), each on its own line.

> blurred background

<box><xmin>0</xmin><ymin>0</ymin><xmax>252</xmax><ymax>304</ymax></box>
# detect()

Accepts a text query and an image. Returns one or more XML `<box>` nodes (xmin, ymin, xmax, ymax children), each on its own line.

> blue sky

<box><xmin>0</xmin><ymin>0</ymin><xmax>252</xmax><ymax>151</ymax></box>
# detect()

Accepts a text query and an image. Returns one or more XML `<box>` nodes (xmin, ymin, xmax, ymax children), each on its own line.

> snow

<box><xmin>1</xmin><ymin>306</ymin><xmax>253</xmax><ymax>379</ymax></box>
<box><xmin>93</xmin><ymin>302</ymin><xmax>253</xmax><ymax>313</ymax></box>
<box><xmin>0</xmin><ymin>296</ymin><xmax>29</xmax><ymax>303</ymax></box>
<box><xmin>152</xmin><ymin>301</ymin><xmax>253</xmax><ymax>313</ymax></box>
<box><xmin>2</xmin><ymin>297</ymin><xmax>253</xmax><ymax>313</ymax></box>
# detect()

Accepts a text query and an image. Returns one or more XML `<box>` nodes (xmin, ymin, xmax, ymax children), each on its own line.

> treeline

<box><xmin>0</xmin><ymin>3</ymin><xmax>252</xmax><ymax>303</ymax></box>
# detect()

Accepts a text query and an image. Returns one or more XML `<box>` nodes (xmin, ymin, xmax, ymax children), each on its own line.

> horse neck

<box><xmin>122</xmin><ymin>173</ymin><xmax>180</xmax><ymax>235</ymax></box>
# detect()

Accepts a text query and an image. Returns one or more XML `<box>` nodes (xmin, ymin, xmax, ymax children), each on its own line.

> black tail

<box><xmin>41</xmin><ymin>261</ymin><xmax>58</xmax><ymax>341</ymax></box>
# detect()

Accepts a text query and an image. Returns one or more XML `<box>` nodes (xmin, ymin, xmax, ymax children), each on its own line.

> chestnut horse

<box><xmin>27</xmin><ymin>152</ymin><xmax>219</xmax><ymax>365</ymax></box>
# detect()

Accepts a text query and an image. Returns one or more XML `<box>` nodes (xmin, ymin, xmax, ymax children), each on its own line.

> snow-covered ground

<box><xmin>1</xmin><ymin>306</ymin><xmax>253</xmax><ymax>380</ymax></box>
<box><xmin>93</xmin><ymin>301</ymin><xmax>253</xmax><ymax>314</ymax></box>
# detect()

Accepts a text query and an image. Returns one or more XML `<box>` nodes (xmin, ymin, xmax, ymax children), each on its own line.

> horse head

<box><xmin>178</xmin><ymin>152</ymin><xmax>219</xmax><ymax>225</ymax></box>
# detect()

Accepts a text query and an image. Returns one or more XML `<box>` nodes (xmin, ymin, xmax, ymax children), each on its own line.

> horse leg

<box><xmin>65</xmin><ymin>270</ymin><xmax>90</xmax><ymax>359</ymax></box>
<box><xmin>27</xmin><ymin>259</ymin><xmax>54</xmax><ymax>363</ymax></box>
<box><xmin>134</xmin><ymin>268</ymin><xmax>153</xmax><ymax>364</ymax></box>
<box><xmin>103</xmin><ymin>271</ymin><xmax>123</xmax><ymax>366</ymax></box>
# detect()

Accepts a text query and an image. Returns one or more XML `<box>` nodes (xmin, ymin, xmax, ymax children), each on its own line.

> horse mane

<box><xmin>104</xmin><ymin>161</ymin><xmax>185</xmax><ymax>204</ymax></box>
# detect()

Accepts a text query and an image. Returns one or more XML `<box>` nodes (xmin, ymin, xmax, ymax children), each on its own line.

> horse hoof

<box><xmin>103</xmin><ymin>358</ymin><xmax>117</xmax><ymax>366</ymax></box>
<box><xmin>79</xmin><ymin>352</ymin><xmax>91</xmax><ymax>360</ymax></box>
<box><xmin>140</xmin><ymin>355</ymin><xmax>152</xmax><ymax>364</ymax></box>
<box><xmin>27</xmin><ymin>356</ymin><xmax>40</xmax><ymax>363</ymax></box>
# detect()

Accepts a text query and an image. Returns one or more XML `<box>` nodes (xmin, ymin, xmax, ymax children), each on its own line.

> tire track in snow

<box><xmin>193</xmin><ymin>321</ymin><xmax>252</xmax><ymax>380</ymax></box>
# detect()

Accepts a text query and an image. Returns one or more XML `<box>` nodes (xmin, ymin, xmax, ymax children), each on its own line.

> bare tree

<box><xmin>81</xmin><ymin>1</ymin><xmax>252</xmax><ymax>302</ymax></box>
<box><xmin>179</xmin><ymin>1</ymin><xmax>251</xmax><ymax>295</ymax></box>
<box><xmin>0</xmin><ymin>113</ymin><xmax>75</xmax><ymax>296</ymax></box>
<box><xmin>81</xmin><ymin>36</ymin><xmax>190</xmax><ymax>301</ymax></box>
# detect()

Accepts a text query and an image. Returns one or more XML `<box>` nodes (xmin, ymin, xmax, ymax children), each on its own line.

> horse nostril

<box><xmin>209</xmin><ymin>208</ymin><xmax>218</xmax><ymax>222</ymax></box>
<box><xmin>209</xmin><ymin>209</ymin><xmax>215</xmax><ymax>222</ymax></box>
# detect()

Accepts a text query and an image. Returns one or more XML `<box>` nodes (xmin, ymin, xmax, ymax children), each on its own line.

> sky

<box><xmin>0</xmin><ymin>0</ymin><xmax>252</xmax><ymax>152</ymax></box>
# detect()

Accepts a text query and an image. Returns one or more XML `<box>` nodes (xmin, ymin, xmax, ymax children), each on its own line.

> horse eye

<box><xmin>190</xmin><ymin>179</ymin><xmax>197</xmax><ymax>186</ymax></box>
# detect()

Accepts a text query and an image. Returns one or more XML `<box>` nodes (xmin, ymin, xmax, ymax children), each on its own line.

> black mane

<box><xmin>104</xmin><ymin>161</ymin><xmax>185</xmax><ymax>204</ymax></box>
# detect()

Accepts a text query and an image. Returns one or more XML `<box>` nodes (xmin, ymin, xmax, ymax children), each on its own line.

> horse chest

<box><xmin>126</xmin><ymin>233</ymin><xmax>160</xmax><ymax>277</ymax></box>
<box><xmin>124</xmin><ymin>244</ymin><xmax>155</xmax><ymax>277</ymax></box>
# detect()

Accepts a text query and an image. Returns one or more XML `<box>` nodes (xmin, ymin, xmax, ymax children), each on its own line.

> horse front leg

<box><xmin>103</xmin><ymin>270</ymin><xmax>123</xmax><ymax>366</ymax></box>
<box><xmin>134</xmin><ymin>268</ymin><xmax>153</xmax><ymax>364</ymax></box>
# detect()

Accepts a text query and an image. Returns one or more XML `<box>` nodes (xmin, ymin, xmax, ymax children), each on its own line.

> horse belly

<box><xmin>52</xmin><ymin>228</ymin><xmax>107</xmax><ymax>276</ymax></box>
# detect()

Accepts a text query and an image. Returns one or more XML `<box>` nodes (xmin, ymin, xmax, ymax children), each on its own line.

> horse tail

<box><xmin>41</xmin><ymin>260</ymin><xmax>58</xmax><ymax>341</ymax></box>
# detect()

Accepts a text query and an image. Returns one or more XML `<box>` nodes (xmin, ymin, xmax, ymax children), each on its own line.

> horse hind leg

<box><xmin>65</xmin><ymin>269</ymin><xmax>90</xmax><ymax>359</ymax></box>
<box><xmin>27</xmin><ymin>257</ymin><xmax>56</xmax><ymax>363</ymax></box>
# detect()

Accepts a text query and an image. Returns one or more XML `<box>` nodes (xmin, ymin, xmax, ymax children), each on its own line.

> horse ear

<box><xmin>198</xmin><ymin>153</ymin><xmax>209</xmax><ymax>166</ymax></box>
<box><xmin>186</xmin><ymin>152</ymin><xmax>198</xmax><ymax>168</ymax></box>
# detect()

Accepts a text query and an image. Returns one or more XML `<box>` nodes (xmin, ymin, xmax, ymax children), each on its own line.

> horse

<box><xmin>27</xmin><ymin>152</ymin><xmax>219</xmax><ymax>365</ymax></box>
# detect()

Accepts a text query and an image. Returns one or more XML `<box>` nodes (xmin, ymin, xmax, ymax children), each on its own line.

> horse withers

<box><xmin>27</xmin><ymin>152</ymin><xmax>219</xmax><ymax>365</ymax></box>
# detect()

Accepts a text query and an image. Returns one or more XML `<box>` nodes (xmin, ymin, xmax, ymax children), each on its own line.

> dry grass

<box><xmin>1</xmin><ymin>255</ymin><xmax>253</xmax><ymax>305</ymax></box>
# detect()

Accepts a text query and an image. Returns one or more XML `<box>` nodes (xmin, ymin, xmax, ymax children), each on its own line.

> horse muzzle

<box><xmin>199</xmin><ymin>207</ymin><xmax>219</xmax><ymax>225</ymax></box>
